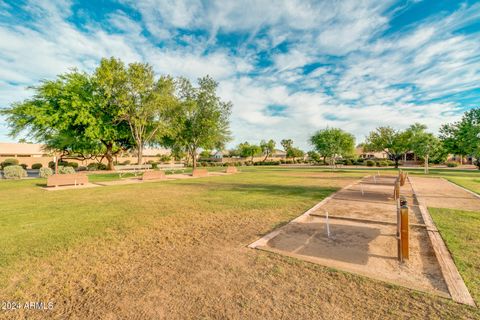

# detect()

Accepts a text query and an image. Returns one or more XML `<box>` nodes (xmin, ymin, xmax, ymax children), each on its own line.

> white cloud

<box><xmin>0</xmin><ymin>0</ymin><xmax>478</xmax><ymax>150</ymax></box>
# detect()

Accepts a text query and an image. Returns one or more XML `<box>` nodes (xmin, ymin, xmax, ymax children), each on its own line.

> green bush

<box><xmin>58</xmin><ymin>166</ymin><xmax>76</xmax><ymax>174</ymax></box>
<box><xmin>32</xmin><ymin>163</ymin><xmax>43</xmax><ymax>169</ymax></box>
<box><xmin>20</xmin><ymin>163</ymin><xmax>28</xmax><ymax>170</ymax></box>
<box><xmin>1</xmin><ymin>158</ymin><xmax>19</xmax><ymax>169</ymax></box>
<box><xmin>87</xmin><ymin>162</ymin><xmax>107</xmax><ymax>171</ymax></box>
<box><xmin>366</xmin><ymin>160</ymin><xmax>375</xmax><ymax>167</ymax></box>
<box><xmin>446</xmin><ymin>162</ymin><xmax>458</xmax><ymax>167</ymax></box>
<box><xmin>151</xmin><ymin>162</ymin><xmax>158</xmax><ymax>169</ymax></box>
<box><xmin>68</xmin><ymin>162</ymin><xmax>79</xmax><ymax>169</ymax></box>
<box><xmin>3</xmin><ymin>165</ymin><xmax>27</xmax><ymax>179</ymax></box>
<box><xmin>122</xmin><ymin>160</ymin><xmax>131</xmax><ymax>165</ymax></box>
<box><xmin>378</xmin><ymin>161</ymin><xmax>388</xmax><ymax>167</ymax></box>
<box><xmin>39</xmin><ymin>167</ymin><xmax>53</xmax><ymax>178</ymax></box>
<box><xmin>344</xmin><ymin>159</ymin><xmax>353</xmax><ymax>165</ymax></box>
<box><xmin>77</xmin><ymin>166</ymin><xmax>87</xmax><ymax>171</ymax></box>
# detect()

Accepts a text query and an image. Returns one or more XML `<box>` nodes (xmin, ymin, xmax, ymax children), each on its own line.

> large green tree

<box><xmin>405</xmin><ymin>123</ymin><xmax>441</xmax><ymax>174</ymax></box>
<box><xmin>260</xmin><ymin>139</ymin><xmax>276</xmax><ymax>161</ymax></box>
<box><xmin>238</xmin><ymin>142</ymin><xmax>262</xmax><ymax>161</ymax></box>
<box><xmin>309</xmin><ymin>128</ymin><xmax>355</xmax><ymax>168</ymax></box>
<box><xmin>165</xmin><ymin>76</ymin><xmax>232</xmax><ymax>169</ymax></box>
<box><xmin>95</xmin><ymin>57</ymin><xmax>177</xmax><ymax>164</ymax></box>
<box><xmin>440</xmin><ymin>108</ymin><xmax>480</xmax><ymax>168</ymax></box>
<box><xmin>364</xmin><ymin>126</ymin><xmax>410</xmax><ymax>168</ymax></box>
<box><xmin>1</xmin><ymin>71</ymin><xmax>132</xmax><ymax>170</ymax></box>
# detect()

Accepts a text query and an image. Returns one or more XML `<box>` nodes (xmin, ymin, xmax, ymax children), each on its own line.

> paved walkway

<box><xmin>409</xmin><ymin>176</ymin><xmax>480</xmax><ymax>211</ymax></box>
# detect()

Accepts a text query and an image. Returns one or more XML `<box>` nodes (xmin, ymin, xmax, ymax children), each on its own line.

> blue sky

<box><xmin>0</xmin><ymin>0</ymin><xmax>479</xmax><ymax>150</ymax></box>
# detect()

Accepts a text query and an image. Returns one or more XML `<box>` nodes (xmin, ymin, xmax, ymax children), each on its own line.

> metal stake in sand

<box><xmin>361</xmin><ymin>184</ymin><xmax>364</xmax><ymax>196</ymax></box>
<box><xmin>325</xmin><ymin>210</ymin><xmax>331</xmax><ymax>238</ymax></box>
<box><xmin>373</xmin><ymin>175</ymin><xmax>377</xmax><ymax>184</ymax></box>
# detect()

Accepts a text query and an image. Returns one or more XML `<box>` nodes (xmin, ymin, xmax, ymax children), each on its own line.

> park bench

<box><xmin>225</xmin><ymin>166</ymin><xmax>238</xmax><ymax>174</ymax></box>
<box><xmin>192</xmin><ymin>168</ymin><xmax>208</xmax><ymax>177</ymax></box>
<box><xmin>114</xmin><ymin>164</ymin><xmax>152</xmax><ymax>177</ymax></box>
<box><xmin>47</xmin><ymin>173</ymin><xmax>88</xmax><ymax>187</ymax></box>
<box><xmin>157</xmin><ymin>163</ymin><xmax>185</xmax><ymax>174</ymax></box>
<box><xmin>142</xmin><ymin>170</ymin><xmax>166</xmax><ymax>181</ymax></box>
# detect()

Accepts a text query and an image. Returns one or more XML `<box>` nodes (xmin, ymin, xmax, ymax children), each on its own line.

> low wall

<box><xmin>0</xmin><ymin>156</ymin><xmax>175</xmax><ymax>169</ymax></box>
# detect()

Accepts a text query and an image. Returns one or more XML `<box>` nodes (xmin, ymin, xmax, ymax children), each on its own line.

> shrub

<box><xmin>446</xmin><ymin>162</ymin><xmax>458</xmax><ymax>167</ymax></box>
<box><xmin>87</xmin><ymin>162</ymin><xmax>107</xmax><ymax>171</ymax></box>
<box><xmin>39</xmin><ymin>167</ymin><xmax>53</xmax><ymax>178</ymax></box>
<box><xmin>379</xmin><ymin>161</ymin><xmax>388</xmax><ymax>167</ymax></box>
<box><xmin>77</xmin><ymin>166</ymin><xmax>87</xmax><ymax>171</ymax></box>
<box><xmin>3</xmin><ymin>165</ymin><xmax>27</xmax><ymax>179</ymax></box>
<box><xmin>67</xmin><ymin>162</ymin><xmax>79</xmax><ymax>169</ymax></box>
<box><xmin>122</xmin><ymin>160</ymin><xmax>131</xmax><ymax>165</ymax></box>
<box><xmin>344</xmin><ymin>159</ymin><xmax>353</xmax><ymax>165</ymax></box>
<box><xmin>31</xmin><ymin>163</ymin><xmax>43</xmax><ymax>169</ymax></box>
<box><xmin>386</xmin><ymin>160</ymin><xmax>395</xmax><ymax>166</ymax></box>
<box><xmin>366</xmin><ymin>160</ymin><xmax>375</xmax><ymax>167</ymax></box>
<box><xmin>58</xmin><ymin>166</ymin><xmax>76</xmax><ymax>174</ymax></box>
<box><xmin>20</xmin><ymin>163</ymin><xmax>28</xmax><ymax>170</ymax></box>
<box><xmin>151</xmin><ymin>162</ymin><xmax>158</xmax><ymax>169</ymax></box>
<box><xmin>1</xmin><ymin>158</ymin><xmax>19</xmax><ymax>169</ymax></box>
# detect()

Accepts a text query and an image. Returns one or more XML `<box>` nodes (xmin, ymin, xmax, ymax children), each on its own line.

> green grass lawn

<box><xmin>429</xmin><ymin>208</ymin><xmax>480</xmax><ymax>304</ymax></box>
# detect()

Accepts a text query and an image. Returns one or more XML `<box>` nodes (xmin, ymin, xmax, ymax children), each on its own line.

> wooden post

<box><xmin>396</xmin><ymin>200</ymin><xmax>402</xmax><ymax>261</ymax></box>
<box><xmin>400</xmin><ymin>203</ymin><xmax>409</xmax><ymax>260</ymax></box>
<box><xmin>400</xmin><ymin>171</ymin><xmax>406</xmax><ymax>186</ymax></box>
<box><xmin>393</xmin><ymin>179</ymin><xmax>400</xmax><ymax>200</ymax></box>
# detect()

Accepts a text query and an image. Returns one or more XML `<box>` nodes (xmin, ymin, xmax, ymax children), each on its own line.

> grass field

<box><xmin>430</xmin><ymin>207</ymin><xmax>480</xmax><ymax>304</ymax></box>
<box><xmin>0</xmin><ymin>167</ymin><xmax>479</xmax><ymax>319</ymax></box>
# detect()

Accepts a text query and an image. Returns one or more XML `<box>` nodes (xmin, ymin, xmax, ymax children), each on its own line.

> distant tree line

<box><xmin>308</xmin><ymin>107</ymin><xmax>480</xmax><ymax>172</ymax></box>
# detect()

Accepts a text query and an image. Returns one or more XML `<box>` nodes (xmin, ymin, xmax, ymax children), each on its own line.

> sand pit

<box><xmin>250</xmin><ymin>175</ymin><xmax>473</xmax><ymax>302</ymax></box>
<box><xmin>266</xmin><ymin>218</ymin><xmax>447</xmax><ymax>296</ymax></box>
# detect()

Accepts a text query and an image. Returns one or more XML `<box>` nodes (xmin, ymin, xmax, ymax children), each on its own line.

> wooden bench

<box><xmin>157</xmin><ymin>163</ymin><xmax>185</xmax><ymax>174</ymax></box>
<box><xmin>225</xmin><ymin>166</ymin><xmax>238</xmax><ymax>174</ymax></box>
<box><xmin>47</xmin><ymin>174</ymin><xmax>88</xmax><ymax>187</ymax></box>
<box><xmin>192</xmin><ymin>168</ymin><xmax>208</xmax><ymax>177</ymax></box>
<box><xmin>114</xmin><ymin>164</ymin><xmax>152</xmax><ymax>177</ymax></box>
<box><xmin>142</xmin><ymin>170</ymin><xmax>166</xmax><ymax>181</ymax></box>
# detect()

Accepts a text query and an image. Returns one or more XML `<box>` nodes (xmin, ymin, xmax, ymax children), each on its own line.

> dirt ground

<box><xmin>1</xmin><ymin>171</ymin><xmax>478</xmax><ymax>319</ymax></box>
<box><xmin>409</xmin><ymin>176</ymin><xmax>480</xmax><ymax>211</ymax></box>
<box><xmin>254</xmin><ymin>175</ymin><xmax>451</xmax><ymax>299</ymax></box>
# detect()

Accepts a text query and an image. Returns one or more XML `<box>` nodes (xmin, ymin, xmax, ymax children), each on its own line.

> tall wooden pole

<box><xmin>400</xmin><ymin>203</ymin><xmax>409</xmax><ymax>261</ymax></box>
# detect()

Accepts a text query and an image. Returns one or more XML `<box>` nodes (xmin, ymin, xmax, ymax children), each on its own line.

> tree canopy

<box><xmin>238</xmin><ymin>142</ymin><xmax>262</xmax><ymax>161</ymax></box>
<box><xmin>1</xmin><ymin>70</ymin><xmax>132</xmax><ymax>169</ymax></box>
<box><xmin>164</xmin><ymin>76</ymin><xmax>232</xmax><ymax>168</ymax></box>
<box><xmin>310</xmin><ymin>128</ymin><xmax>355</xmax><ymax>167</ymax></box>
<box><xmin>440</xmin><ymin>108</ymin><xmax>480</xmax><ymax>168</ymax></box>
<box><xmin>364</xmin><ymin>126</ymin><xmax>410</xmax><ymax>168</ymax></box>
<box><xmin>405</xmin><ymin>123</ymin><xmax>441</xmax><ymax>173</ymax></box>
<box><xmin>260</xmin><ymin>139</ymin><xmax>276</xmax><ymax>161</ymax></box>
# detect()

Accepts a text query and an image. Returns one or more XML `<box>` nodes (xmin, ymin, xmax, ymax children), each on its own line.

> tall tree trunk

<box><xmin>137</xmin><ymin>144</ymin><xmax>143</xmax><ymax>165</ymax></box>
<box><xmin>424</xmin><ymin>154</ymin><xmax>429</xmax><ymax>174</ymax></box>
<box><xmin>394</xmin><ymin>156</ymin><xmax>399</xmax><ymax>169</ymax></box>
<box><xmin>263</xmin><ymin>152</ymin><xmax>268</xmax><ymax>162</ymax></box>
<box><xmin>192</xmin><ymin>149</ymin><xmax>197</xmax><ymax>169</ymax></box>
<box><xmin>105</xmin><ymin>143</ymin><xmax>114</xmax><ymax>171</ymax></box>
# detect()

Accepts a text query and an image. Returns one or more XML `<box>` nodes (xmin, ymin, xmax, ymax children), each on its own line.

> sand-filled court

<box><xmin>250</xmin><ymin>174</ymin><xmax>473</xmax><ymax>302</ymax></box>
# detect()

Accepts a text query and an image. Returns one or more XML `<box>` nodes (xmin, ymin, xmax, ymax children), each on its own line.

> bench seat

<box><xmin>192</xmin><ymin>168</ymin><xmax>208</xmax><ymax>177</ymax></box>
<box><xmin>47</xmin><ymin>174</ymin><xmax>88</xmax><ymax>187</ymax></box>
<box><xmin>142</xmin><ymin>170</ymin><xmax>166</xmax><ymax>181</ymax></box>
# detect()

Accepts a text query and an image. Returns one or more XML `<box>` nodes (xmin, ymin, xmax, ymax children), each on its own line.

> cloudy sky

<box><xmin>0</xmin><ymin>0</ymin><xmax>479</xmax><ymax>150</ymax></box>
